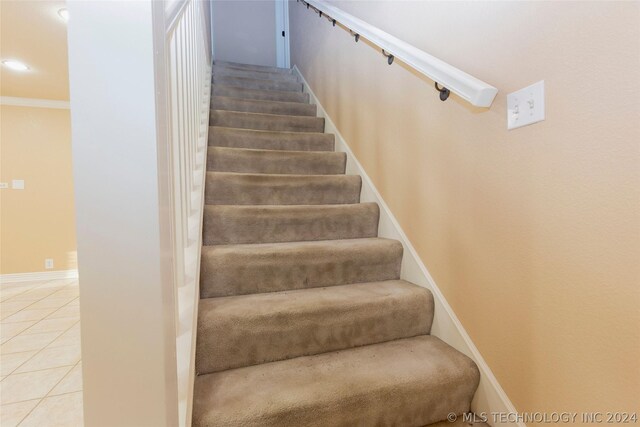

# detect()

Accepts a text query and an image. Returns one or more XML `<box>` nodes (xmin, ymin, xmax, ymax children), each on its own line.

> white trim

<box><xmin>165</xmin><ymin>0</ymin><xmax>188</xmax><ymax>32</ymax></box>
<box><xmin>0</xmin><ymin>96</ymin><xmax>70</xmax><ymax>109</ymax></box>
<box><xmin>180</xmin><ymin>60</ymin><xmax>211</xmax><ymax>427</ymax></box>
<box><xmin>283</xmin><ymin>0</ymin><xmax>290</xmax><ymax>68</ymax></box>
<box><xmin>294</xmin><ymin>65</ymin><xmax>523</xmax><ymax>427</ymax></box>
<box><xmin>210</xmin><ymin>0</ymin><xmax>215</xmax><ymax>59</ymax></box>
<box><xmin>0</xmin><ymin>269</ymin><xmax>78</xmax><ymax>283</ymax></box>
<box><xmin>275</xmin><ymin>0</ymin><xmax>290</xmax><ymax>68</ymax></box>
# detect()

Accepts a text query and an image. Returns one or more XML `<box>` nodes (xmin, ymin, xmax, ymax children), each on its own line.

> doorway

<box><xmin>275</xmin><ymin>0</ymin><xmax>290</xmax><ymax>68</ymax></box>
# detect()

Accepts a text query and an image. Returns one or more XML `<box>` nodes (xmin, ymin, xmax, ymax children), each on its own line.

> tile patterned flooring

<box><xmin>1</xmin><ymin>278</ymin><xmax>83</xmax><ymax>426</ymax></box>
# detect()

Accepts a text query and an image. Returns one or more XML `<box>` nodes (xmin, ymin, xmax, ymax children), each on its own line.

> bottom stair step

<box><xmin>193</xmin><ymin>335</ymin><xmax>480</xmax><ymax>427</ymax></box>
<box><xmin>196</xmin><ymin>280</ymin><xmax>434</xmax><ymax>374</ymax></box>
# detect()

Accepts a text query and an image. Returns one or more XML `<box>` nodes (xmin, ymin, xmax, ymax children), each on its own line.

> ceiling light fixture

<box><xmin>58</xmin><ymin>8</ymin><xmax>69</xmax><ymax>22</ymax></box>
<box><xmin>2</xmin><ymin>60</ymin><xmax>30</xmax><ymax>71</ymax></box>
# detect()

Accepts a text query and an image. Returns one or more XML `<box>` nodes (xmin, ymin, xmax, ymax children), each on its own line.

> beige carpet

<box><xmin>193</xmin><ymin>60</ymin><xmax>482</xmax><ymax>426</ymax></box>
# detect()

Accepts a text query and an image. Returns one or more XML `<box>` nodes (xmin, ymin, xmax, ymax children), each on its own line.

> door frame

<box><xmin>275</xmin><ymin>0</ymin><xmax>290</xmax><ymax>68</ymax></box>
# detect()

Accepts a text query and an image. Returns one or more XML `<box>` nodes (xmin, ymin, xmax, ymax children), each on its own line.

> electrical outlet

<box><xmin>45</xmin><ymin>258</ymin><xmax>54</xmax><ymax>269</ymax></box>
<box><xmin>0</xmin><ymin>183</ymin><xmax>8</xmax><ymax>189</ymax></box>
<box><xmin>507</xmin><ymin>80</ymin><xmax>545</xmax><ymax>130</ymax></box>
<box><xmin>12</xmin><ymin>179</ymin><xmax>25</xmax><ymax>190</ymax></box>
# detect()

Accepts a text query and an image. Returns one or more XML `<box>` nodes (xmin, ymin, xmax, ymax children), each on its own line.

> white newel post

<box><xmin>68</xmin><ymin>1</ymin><xmax>181</xmax><ymax>425</ymax></box>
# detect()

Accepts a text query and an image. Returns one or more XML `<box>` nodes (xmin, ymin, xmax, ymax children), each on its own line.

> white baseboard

<box><xmin>294</xmin><ymin>65</ymin><xmax>523</xmax><ymax>427</ymax></box>
<box><xmin>0</xmin><ymin>270</ymin><xmax>79</xmax><ymax>283</ymax></box>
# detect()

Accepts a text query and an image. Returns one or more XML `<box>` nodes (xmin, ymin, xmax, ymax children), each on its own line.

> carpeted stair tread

<box><xmin>211</xmin><ymin>96</ymin><xmax>316</xmax><ymax>116</ymax></box>
<box><xmin>207</xmin><ymin>146</ymin><xmax>345</xmax><ymax>175</ymax></box>
<box><xmin>214</xmin><ymin>60</ymin><xmax>292</xmax><ymax>74</ymax></box>
<box><xmin>200</xmin><ymin>237</ymin><xmax>403</xmax><ymax>298</ymax></box>
<box><xmin>209</xmin><ymin>127</ymin><xmax>334</xmax><ymax>152</ymax></box>
<box><xmin>196</xmin><ymin>61</ymin><xmax>482</xmax><ymax>426</ymax></box>
<box><xmin>213</xmin><ymin>66</ymin><xmax>300</xmax><ymax>82</ymax></box>
<box><xmin>210</xmin><ymin>110</ymin><xmax>324</xmax><ymax>133</ymax></box>
<box><xmin>213</xmin><ymin>75</ymin><xmax>303</xmax><ymax>92</ymax></box>
<box><xmin>203</xmin><ymin>203</ymin><xmax>379</xmax><ymax>245</ymax></box>
<box><xmin>212</xmin><ymin>85</ymin><xmax>309</xmax><ymax>103</ymax></box>
<box><xmin>205</xmin><ymin>172</ymin><xmax>361</xmax><ymax>205</ymax></box>
<box><xmin>196</xmin><ymin>280</ymin><xmax>434</xmax><ymax>374</ymax></box>
<box><xmin>192</xmin><ymin>335</ymin><xmax>480</xmax><ymax>427</ymax></box>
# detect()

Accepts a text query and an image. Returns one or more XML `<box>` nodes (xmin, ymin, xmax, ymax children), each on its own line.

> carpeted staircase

<box><xmin>193</xmin><ymin>60</ymin><xmax>481</xmax><ymax>426</ymax></box>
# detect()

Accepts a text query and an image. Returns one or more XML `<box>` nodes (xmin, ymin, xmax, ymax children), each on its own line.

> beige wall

<box><xmin>0</xmin><ymin>105</ymin><xmax>76</xmax><ymax>273</ymax></box>
<box><xmin>213</xmin><ymin>0</ymin><xmax>277</xmax><ymax>67</ymax></box>
<box><xmin>290</xmin><ymin>0</ymin><xmax>640</xmax><ymax>420</ymax></box>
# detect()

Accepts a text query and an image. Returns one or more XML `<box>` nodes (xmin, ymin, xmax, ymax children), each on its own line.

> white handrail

<box><xmin>302</xmin><ymin>0</ymin><xmax>498</xmax><ymax>107</ymax></box>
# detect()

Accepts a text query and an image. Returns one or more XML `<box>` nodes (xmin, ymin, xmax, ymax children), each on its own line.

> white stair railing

<box><xmin>67</xmin><ymin>1</ymin><xmax>211</xmax><ymax>425</ymax></box>
<box><xmin>299</xmin><ymin>0</ymin><xmax>497</xmax><ymax>107</ymax></box>
<box><xmin>164</xmin><ymin>1</ymin><xmax>211</xmax><ymax>425</ymax></box>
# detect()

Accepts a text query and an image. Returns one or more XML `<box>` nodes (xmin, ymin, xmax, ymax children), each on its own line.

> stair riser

<box><xmin>203</xmin><ymin>203</ymin><xmax>379</xmax><ymax>245</ymax></box>
<box><xmin>193</xmin><ymin>336</ymin><xmax>481</xmax><ymax>427</ymax></box>
<box><xmin>200</xmin><ymin>239</ymin><xmax>403</xmax><ymax>298</ymax></box>
<box><xmin>210</xmin><ymin>111</ymin><xmax>324</xmax><ymax>133</ymax></box>
<box><xmin>214</xmin><ymin>61</ymin><xmax>292</xmax><ymax>74</ymax></box>
<box><xmin>214</xmin><ymin>76</ymin><xmax>303</xmax><ymax>93</ymax></box>
<box><xmin>212</xmin><ymin>85</ymin><xmax>309</xmax><ymax>103</ymax></box>
<box><xmin>211</xmin><ymin>96</ymin><xmax>317</xmax><ymax>117</ymax></box>
<box><xmin>196</xmin><ymin>281</ymin><xmax>434</xmax><ymax>374</ymax></box>
<box><xmin>207</xmin><ymin>147</ymin><xmax>346</xmax><ymax>175</ymax></box>
<box><xmin>205</xmin><ymin>173</ymin><xmax>361</xmax><ymax>205</ymax></box>
<box><xmin>213</xmin><ymin>67</ymin><xmax>300</xmax><ymax>83</ymax></box>
<box><xmin>209</xmin><ymin>127</ymin><xmax>334</xmax><ymax>152</ymax></box>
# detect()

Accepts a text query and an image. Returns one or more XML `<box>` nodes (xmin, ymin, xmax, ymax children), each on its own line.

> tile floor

<box><xmin>1</xmin><ymin>278</ymin><xmax>83</xmax><ymax>426</ymax></box>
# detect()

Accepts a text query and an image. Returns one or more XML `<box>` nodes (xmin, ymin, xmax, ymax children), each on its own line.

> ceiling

<box><xmin>0</xmin><ymin>0</ymin><xmax>69</xmax><ymax>100</ymax></box>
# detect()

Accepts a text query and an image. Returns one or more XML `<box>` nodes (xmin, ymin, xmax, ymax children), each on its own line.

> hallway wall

<box><xmin>212</xmin><ymin>0</ymin><xmax>277</xmax><ymax>67</ymax></box>
<box><xmin>0</xmin><ymin>105</ymin><xmax>77</xmax><ymax>274</ymax></box>
<box><xmin>289</xmin><ymin>0</ymin><xmax>640</xmax><ymax>420</ymax></box>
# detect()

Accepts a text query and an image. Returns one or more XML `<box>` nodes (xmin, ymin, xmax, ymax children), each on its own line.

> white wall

<box><xmin>212</xmin><ymin>0</ymin><xmax>277</xmax><ymax>66</ymax></box>
<box><xmin>67</xmin><ymin>1</ymin><xmax>178</xmax><ymax>425</ymax></box>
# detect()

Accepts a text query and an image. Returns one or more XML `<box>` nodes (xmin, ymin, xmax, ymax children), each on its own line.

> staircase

<box><xmin>193</xmin><ymin>61</ymin><xmax>481</xmax><ymax>426</ymax></box>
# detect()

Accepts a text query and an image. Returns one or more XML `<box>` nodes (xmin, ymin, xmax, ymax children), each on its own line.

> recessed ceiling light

<box><xmin>2</xmin><ymin>60</ymin><xmax>30</xmax><ymax>71</ymax></box>
<box><xmin>58</xmin><ymin>8</ymin><xmax>69</xmax><ymax>22</ymax></box>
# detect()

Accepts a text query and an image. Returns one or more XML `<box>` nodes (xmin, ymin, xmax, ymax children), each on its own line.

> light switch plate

<box><xmin>12</xmin><ymin>179</ymin><xmax>25</xmax><ymax>190</ymax></box>
<box><xmin>507</xmin><ymin>80</ymin><xmax>545</xmax><ymax>130</ymax></box>
<box><xmin>45</xmin><ymin>258</ymin><xmax>54</xmax><ymax>269</ymax></box>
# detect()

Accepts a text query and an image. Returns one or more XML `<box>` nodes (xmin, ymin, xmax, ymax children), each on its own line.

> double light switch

<box><xmin>507</xmin><ymin>80</ymin><xmax>545</xmax><ymax>130</ymax></box>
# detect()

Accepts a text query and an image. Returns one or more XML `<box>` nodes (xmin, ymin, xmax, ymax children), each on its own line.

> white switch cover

<box><xmin>12</xmin><ymin>179</ymin><xmax>25</xmax><ymax>190</ymax></box>
<box><xmin>0</xmin><ymin>183</ymin><xmax>8</xmax><ymax>189</ymax></box>
<box><xmin>45</xmin><ymin>258</ymin><xmax>54</xmax><ymax>269</ymax></box>
<box><xmin>507</xmin><ymin>80</ymin><xmax>545</xmax><ymax>130</ymax></box>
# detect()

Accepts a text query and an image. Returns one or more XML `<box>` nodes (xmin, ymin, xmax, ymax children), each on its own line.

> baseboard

<box><xmin>294</xmin><ymin>65</ymin><xmax>523</xmax><ymax>427</ymax></box>
<box><xmin>0</xmin><ymin>269</ymin><xmax>79</xmax><ymax>283</ymax></box>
